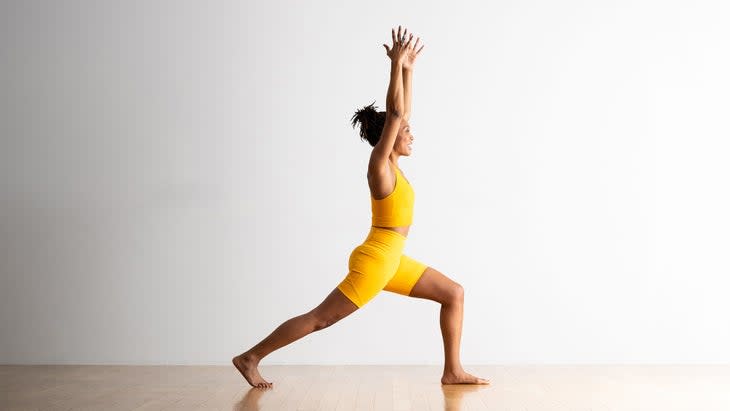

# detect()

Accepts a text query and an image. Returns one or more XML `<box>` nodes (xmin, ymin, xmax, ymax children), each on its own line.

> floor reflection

<box><xmin>234</xmin><ymin>386</ymin><xmax>271</xmax><ymax>411</ymax></box>
<box><xmin>441</xmin><ymin>384</ymin><xmax>490</xmax><ymax>411</ymax></box>
<box><xmin>233</xmin><ymin>382</ymin><xmax>491</xmax><ymax>411</ymax></box>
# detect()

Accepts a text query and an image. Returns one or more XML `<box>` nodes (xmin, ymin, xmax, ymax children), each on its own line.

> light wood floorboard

<box><xmin>1</xmin><ymin>365</ymin><xmax>729</xmax><ymax>410</ymax></box>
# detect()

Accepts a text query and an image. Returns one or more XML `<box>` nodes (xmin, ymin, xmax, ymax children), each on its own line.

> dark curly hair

<box><xmin>350</xmin><ymin>101</ymin><xmax>386</xmax><ymax>147</ymax></box>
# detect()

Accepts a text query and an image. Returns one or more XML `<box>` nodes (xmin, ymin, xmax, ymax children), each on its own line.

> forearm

<box><xmin>385</xmin><ymin>61</ymin><xmax>404</xmax><ymax>116</ymax></box>
<box><xmin>402</xmin><ymin>68</ymin><xmax>412</xmax><ymax>117</ymax></box>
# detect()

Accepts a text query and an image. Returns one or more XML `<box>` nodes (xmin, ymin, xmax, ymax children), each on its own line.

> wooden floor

<box><xmin>1</xmin><ymin>364</ymin><xmax>729</xmax><ymax>410</ymax></box>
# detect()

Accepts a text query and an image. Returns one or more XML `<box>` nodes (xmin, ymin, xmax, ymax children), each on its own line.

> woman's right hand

<box><xmin>383</xmin><ymin>25</ymin><xmax>413</xmax><ymax>64</ymax></box>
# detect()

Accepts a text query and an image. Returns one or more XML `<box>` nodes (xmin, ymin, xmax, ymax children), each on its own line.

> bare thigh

<box><xmin>408</xmin><ymin>267</ymin><xmax>464</xmax><ymax>304</ymax></box>
<box><xmin>309</xmin><ymin>287</ymin><xmax>360</xmax><ymax>328</ymax></box>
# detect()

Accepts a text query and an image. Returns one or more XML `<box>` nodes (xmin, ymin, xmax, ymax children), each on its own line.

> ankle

<box><xmin>442</xmin><ymin>364</ymin><xmax>464</xmax><ymax>375</ymax></box>
<box><xmin>240</xmin><ymin>351</ymin><xmax>260</xmax><ymax>364</ymax></box>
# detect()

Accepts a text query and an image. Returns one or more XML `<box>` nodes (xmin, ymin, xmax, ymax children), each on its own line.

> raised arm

<box><xmin>402</xmin><ymin>32</ymin><xmax>424</xmax><ymax>122</ymax></box>
<box><xmin>370</xmin><ymin>27</ymin><xmax>410</xmax><ymax>168</ymax></box>
<box><xmin>402</xmin><ymin>67</ymin><xmax>412</xmax><ymax>121</ymax></box>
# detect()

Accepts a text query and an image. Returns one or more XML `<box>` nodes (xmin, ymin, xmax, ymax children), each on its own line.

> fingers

<box><xmin>389</xmin><ymin>26</ymin><xmax>424</xmax><ymax>56</ymax></box>
<box><xmin>395</xmin><ymin>28</ymin><xmax>415</xmax><ymax>43</ymax></box>
<box><xmin>411</xmin><ymin>35</ymin><xmax>425</xmax><ymax>55</ymax></box>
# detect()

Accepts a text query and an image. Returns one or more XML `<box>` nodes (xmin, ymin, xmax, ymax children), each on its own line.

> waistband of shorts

<box><xmin>367</xmin><ymin>226</ymin><xmax>407</xmax><ymax>241</ymax></box>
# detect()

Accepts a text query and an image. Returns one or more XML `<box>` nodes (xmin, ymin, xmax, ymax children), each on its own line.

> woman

<box><xmin>233</xmin><ymin>26</ymin><xmax>489</xmax><ymax>388</ymax></box>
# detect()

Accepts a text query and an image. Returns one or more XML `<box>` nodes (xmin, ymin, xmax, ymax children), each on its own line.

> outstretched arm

<box><xmin>385</xmin><ymin>59</ymin><xmax>405</xmax><ymax>117</ymax></box>
<box><xmin>402</xmin><ymin>67</ymin><xmax>412</xmax><ymax>121</ymax></box>
<box><xmin>401</xmin><ymin>32</ymin><xmax>424</xmax><ymax>121</ymax></box>
<box><xmin>371</xmin><ymin>27</ymin><xmax>409</xmax><ymax>165</ymax></box>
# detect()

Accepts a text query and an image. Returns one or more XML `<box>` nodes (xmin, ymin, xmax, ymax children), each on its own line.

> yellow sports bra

<box><xmin>371</xmin><ymin>164</ymin><xmax>414</xmax><ymax>227</ymax></box>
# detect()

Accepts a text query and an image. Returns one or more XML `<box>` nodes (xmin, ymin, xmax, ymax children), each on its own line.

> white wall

<box><xmin>1</xmin><ymin>0</ymin><xmax>729</xmax><ymax>365</ymax></box>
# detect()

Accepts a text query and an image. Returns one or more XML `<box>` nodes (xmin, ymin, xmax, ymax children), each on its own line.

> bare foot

<box><xmin>441</xmin><ymin>370</ymin><xmax>491</xmax><ymax>385</ymax></box>
<box><xmin>232</xmin><ymin>353</ymin><xmax>273</xmax><ymax>388</ymax></box>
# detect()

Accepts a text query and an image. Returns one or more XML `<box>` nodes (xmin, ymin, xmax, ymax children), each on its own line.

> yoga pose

<box><xmin>233</xmin><ymin>26</ymin><xmax>489</xmax><ymax>388</ymax></box>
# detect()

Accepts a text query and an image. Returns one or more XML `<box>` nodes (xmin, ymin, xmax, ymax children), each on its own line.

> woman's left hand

<box><xmin>402</xmin><ymin>32</ymin><xmax>424</xmax><ymax>70</ymax></box>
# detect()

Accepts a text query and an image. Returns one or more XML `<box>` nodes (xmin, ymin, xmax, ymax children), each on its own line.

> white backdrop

<box><xmin>1</xmin><ymin>0</ymin><xmax>729</xmax><ymax>365</ymax></box>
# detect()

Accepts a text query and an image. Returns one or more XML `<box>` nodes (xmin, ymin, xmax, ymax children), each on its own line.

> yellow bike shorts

<box><xmin>337</xmin><ymin>226</ymin><xmax>429</xmax><ymax>308</ymax></box>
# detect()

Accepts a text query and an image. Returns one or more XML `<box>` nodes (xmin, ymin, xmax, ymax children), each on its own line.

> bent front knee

<box><xmin>447</xmin><ymin>282</ymin><xmax>464</xmax><ymax>304</ymax></box>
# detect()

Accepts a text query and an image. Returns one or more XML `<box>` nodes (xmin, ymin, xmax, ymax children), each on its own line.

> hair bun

<box><xmin>351</xmin><ymin>101</ymin><xmax>379</xmax><ymax>141</ymax></box>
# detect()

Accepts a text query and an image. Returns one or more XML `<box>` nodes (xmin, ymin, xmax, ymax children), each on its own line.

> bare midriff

<box><xmin>372</xmin><ymin>225</ymin><xmax>410</xmax><ymax>238</ymax></box>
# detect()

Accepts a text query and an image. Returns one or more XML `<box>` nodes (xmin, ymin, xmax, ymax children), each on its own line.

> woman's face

<box><xmin>393</xmin><ymin>120</ymin><xmax>414</xmax><ymax>156</ymax></box>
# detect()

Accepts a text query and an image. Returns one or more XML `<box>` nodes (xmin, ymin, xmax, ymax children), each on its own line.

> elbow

<box><xmin>386</xmin><ymin>108</ymin><xmax>402</xmax><ymax>119</ymax></box>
